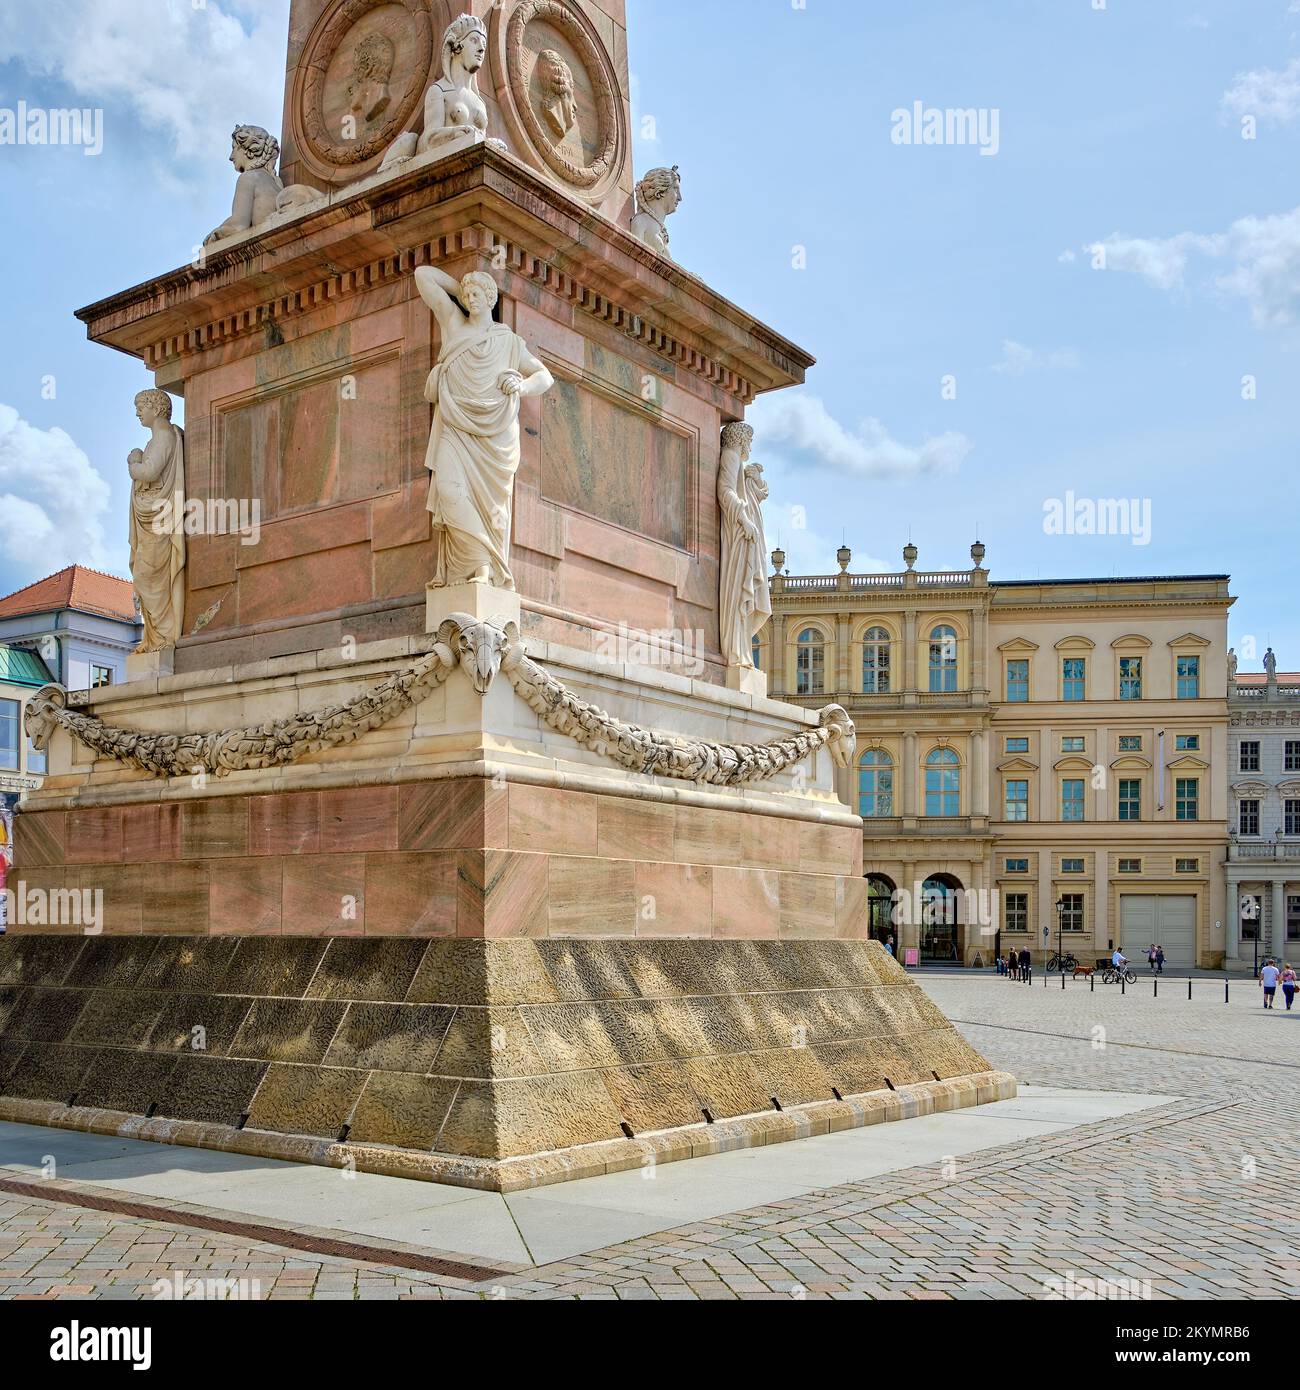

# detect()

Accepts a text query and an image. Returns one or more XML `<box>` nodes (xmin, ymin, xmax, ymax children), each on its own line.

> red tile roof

<box><xmin>1235</xmin><ymin>672</ymin><xmax>1300</xmax><ymax>685</ymax></box>
<box><xmin>0</xmin><ymin>566</ymin><xmax>137</xmax><ymax>624</ymax></box>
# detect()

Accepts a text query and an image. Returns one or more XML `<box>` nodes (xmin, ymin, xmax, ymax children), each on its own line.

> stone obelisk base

<box><xmin>0</xmin><ymin>935</ymin><xmax>1011</xmax><ymax>1192</ymax></box>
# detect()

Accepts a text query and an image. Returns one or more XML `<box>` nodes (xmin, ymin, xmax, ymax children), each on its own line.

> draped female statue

<box><xmin>127</xmin><ymin>389</ymin><xmax>186</xmax><ymax>652</ymax></box>
<box><xmin>414</xmin><ymin>265</ymin><xmax>553</xmax><ymax>588</ymax></box>
<box><xmin>717</xmin><ymin>421</ymin><xmax>771</xmax><ymax>669</ymax></box>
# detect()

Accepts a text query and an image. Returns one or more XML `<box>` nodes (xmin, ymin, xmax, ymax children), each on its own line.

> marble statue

<box><xmin>414</xmin><ymin>264</ymin><xmax>554</xmax><ymax>588</ymax></box>
<box><xmin>717</xmin><ymin>422</ymin><xmax>772</xmax><ymax>669</ymax></box>
<box><xmin>537</xmin><ymin>49</ymin><xmax>578</xmax><ymax>139</ymax></box>
<box><xmin>1265</xmin><ymin>647</ymin><xmax>1277</xmax><ymax>679</ymax></box>
<box><xmin>204</xmin><ymin>125</ymin><xmax>318</xmax><ymax>246</ymax></box>
<box><xmin>630</xmin><ymin>165</ymin><xmax>681</xmax><ymax>259</ymax></box>
<box><xmin>127</xmin><ymin>389</ymin><xmax>186</xmax><ymax>653</ymax></box>
<box><xmin>1228</xmin><ymin>647</ymin><xmax>1237</xmax><ymax>682</ymax></box>
<box><xmin>379</xmin><ymin>14</ymin><xmax>505</xmax><ymax>170</ymax></box>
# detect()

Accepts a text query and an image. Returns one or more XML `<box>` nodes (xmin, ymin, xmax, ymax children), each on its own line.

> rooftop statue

<box><xmin>630</xmin><ymin>165</ymin><xmax>682</xmax><ymax>259</ymax></box>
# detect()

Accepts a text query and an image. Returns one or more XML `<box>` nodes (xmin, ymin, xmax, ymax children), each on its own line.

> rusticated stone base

<box><xmin>0</xmin><ymin>935</ymin><xmax>1010</xmax><ymax>1190</ymax></box>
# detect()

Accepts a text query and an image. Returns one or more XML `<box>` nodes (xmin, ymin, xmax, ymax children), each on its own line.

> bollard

<box><xmin>1153</xmin><ymin>977</ymin><xmax>1158</xmax><ymax>998</ymax></box>
<box><xmin>1224</xmin><ymin>977</ymin><xmax>1229</xmax><ymax>1004</ymax></box>
<box><xmin>1061</xmin><ymin>969</ymin><xmax>1066</xmax><ymax>990</ymax></box>
<box><xmin>1188</xmin><ymin>978</ymin><xmax>1192</xmax><ymax>1001</ymax></box>
<box><xmin>1121</xmin><ymin>974</ymin><xmax>1126</xmax><ymax>996</ymax></box>
<box><xmin>1090</xmin><ymin>972</ymin><xmax>1094</xmax><ymax>994</ymax></box>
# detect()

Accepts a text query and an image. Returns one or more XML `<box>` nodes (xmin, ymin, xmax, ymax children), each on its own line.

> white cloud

<box><xmin>1221</xmin><ymin>57</ymin><xmax>1300</xmax><ymax>125</ymax></box>
<box><xmin>991</xmin><ymin>339</ymin><xmax>1080</xmax><ymax>375</ymax></box>
<box><xmin>1057</xmin><ymin>248</ymin><xmax>1076</xmax><ymax>264</ymax></box>
<box><xmin>0</xmin><ymin>404</ymin><xmax>115</xmax><ymax>573</ymax></box>
<box><xmin>0</xmin><ymin>0</ymin><xmax>286</xmax><ymax>167</ymax></box>
<box><xmin>1084</xmin><ymin>207</ymin><xmax>1300</xmax><ymax>328</ymax></box>
<box><xmin>747</xmin><ymin>394</ymin><xmax>972</xmax><ymax>479</ymax></box>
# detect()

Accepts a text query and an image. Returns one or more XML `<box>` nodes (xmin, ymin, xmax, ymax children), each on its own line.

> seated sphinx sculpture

<box><xmin>204</xmin><ymin>125</ymin><xmax>320</xmax><ymax>246</ymax></box>
<box><xmin>379</xmin><ymin>13</ymin><xmax>506</xmax><ymax>171</ymax></box>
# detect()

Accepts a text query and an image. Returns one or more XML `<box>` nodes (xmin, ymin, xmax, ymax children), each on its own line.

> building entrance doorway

<box><xmin>920</xmin><ymin>874</ymin><xmax>964</xmax><ymax>963</ymax></box>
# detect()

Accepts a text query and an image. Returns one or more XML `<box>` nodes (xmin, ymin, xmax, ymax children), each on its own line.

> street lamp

<box><xmin>1054</xmin><ymin>896</ymin><xmax>1066</xmax><ymax>975</ymax></box>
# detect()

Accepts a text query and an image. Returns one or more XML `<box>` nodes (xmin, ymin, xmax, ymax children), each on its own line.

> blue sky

<box><xmin>0</xmin><ymin>0</ymin><xmax>1296</xmax><ymax>669</ymax></box>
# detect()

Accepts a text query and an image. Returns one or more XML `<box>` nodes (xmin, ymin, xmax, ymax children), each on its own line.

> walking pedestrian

<box><xmin>1018</xmin><ymin>946</ymin><xmax>1032</xmax><ymax>984</ymax></box>
<box><xmin>1147</xmin><ymin>943</ymin><xmax>1157</xmax><ymax>973</ymax></box>
<box><xmin>995</xmin><ymin>952</ymin><xmax>1005</xmax><ymax>976</ymax></box>
<box><xmin>1154</xmin><ymin>944</ymin><xmax>1164</xmax><ymax>975</ymax></box>
<box><xmin>1007</xmin><ymin>950</ymin><xmax>1019</xmax><ymax>981</ymax></box>
<box><xmin>1260</xmin><ymin>958</ymin><xmax>1280</xmax><ymax>1010</ymax></box>
<box><xmin>1282</xmin><ymin>963</ymin><xmax>1297</xmax><ymax>1012</ymax></box>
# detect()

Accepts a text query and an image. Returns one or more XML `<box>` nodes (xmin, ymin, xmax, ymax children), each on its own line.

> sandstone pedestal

<box><xmin>125</xmin><ymin>646</ymin><xmax>174</xmax><ymax>680</ymax></box>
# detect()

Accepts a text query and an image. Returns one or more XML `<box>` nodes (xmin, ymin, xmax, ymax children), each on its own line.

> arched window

<box><xmin>751</xmin><ymin>634</ymin><xmax>762</xmax><ymax>670</ymax></box>
<box><xmin>924</xmin><ymin>746</ymin><xmax>961</xmax><ymax>816</ymax></box>
<box><xmin>796</xmin><ymin>628</ymin><xmax>825</xmax><ymax>695</ymax></box>
<box><xmin>858</xmin><ymin>749</ymin><xmax>894</xmax><ymax>818</ymax></box>
<box><xmin>862</xmin><ymin>626</ymin><xmax>891</xmax><ymax>693</ymax></box>
<box><xmin>929</xmin><ymin>625</ymin><xmax>958</xmax><ymax>692</ymax></box>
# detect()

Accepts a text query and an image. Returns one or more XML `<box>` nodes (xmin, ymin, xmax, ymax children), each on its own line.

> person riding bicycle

<box><xmin>1112</xmin><ymin>947</ymin><xmax>1129</xmax><ymax>973</ymax></box>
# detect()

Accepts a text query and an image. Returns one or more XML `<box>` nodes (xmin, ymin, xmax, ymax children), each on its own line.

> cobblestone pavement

<box><xmin>2</xmin><ymin>975</ymin><xmax>1296</xmax><ymax>1301</ymax></box>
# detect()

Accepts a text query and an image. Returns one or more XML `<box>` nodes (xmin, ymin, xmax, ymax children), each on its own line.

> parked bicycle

<box><xmin>1046</xmin><ymin>951</ymin><xmax>1080</xmax><ymax>973</ymax></box>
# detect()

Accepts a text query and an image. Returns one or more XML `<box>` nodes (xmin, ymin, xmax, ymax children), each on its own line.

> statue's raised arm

<box><xmin>414</xmin><ymin>265</ymin><xmax>467</xmax><ymax>338</ymax></box>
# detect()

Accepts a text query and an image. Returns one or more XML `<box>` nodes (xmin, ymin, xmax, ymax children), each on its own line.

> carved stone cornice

<box><xmin>75</xmin><ymin>143</ymin><xmax>811</xmax><ymax>403</ymax></box>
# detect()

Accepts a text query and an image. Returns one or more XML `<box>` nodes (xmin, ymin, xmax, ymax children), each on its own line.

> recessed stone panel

<box><xmin>5</xmin><ymin>987</ymin><xmax>90</xmax><ymax>1044</ymax></box>
<box><xmin>147</xmin><ymin>993</ymin><xmax>256</xmax><ymax>1056</ymax></box>
<box><xmin>219</xmin><ymin>937</ymin><xmax>329</xmax><ymax>997</ymax></box>
<box><xmin>137</xmin><ymin>937</ymin><xmax>241</xmax><ymax>993</ymax></box>
<box><xmin>156</xmin><ymin>1056</ymin><xmax>268</xmax><ymax>1127</ymax></box>
<box><xmin>305</xmin><ymin>938</ymin><xmax>427</xmax><ymax>1002</ymax></box>
<box><xmin>601</xmin><ymin>1063</ymin><xmax>703</xmax><ymax>1135</ymax></box>
<box><xmin>77</xmin><ymin>1049</ymin><xmax>179</xmax><ymax>1115</ymax></box>
<box><xmin>349</xmin><ymin>1073</ymin><xmax>459</xmax><ymax>1151</ymax></box>
<box><xmin>69</xmin><ymin>989</ymin><xmax>165</xmax><ymax>1049</ymax></box>
<box><xmin>5</xmin><ymin>1044</ymin><xmax>93</xmax><ymax>1102</ymax></box>
<box><xmin>68</xmin><ymin>937</ymin><xmax>160</xmax><ymax>989</ymax></box>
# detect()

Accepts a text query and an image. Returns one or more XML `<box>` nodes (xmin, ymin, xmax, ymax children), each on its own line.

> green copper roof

<box><xmin>0</xmin><ymin>645</ymin><xmax>54</xmax><ymax>688</ymax></box>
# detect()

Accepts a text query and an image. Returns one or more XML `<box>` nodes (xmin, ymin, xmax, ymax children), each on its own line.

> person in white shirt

<box><xmin>1260</xmin><ymin>959</ymin><xmax>1281</xmax><ymax>1010</ymax></box>
<box><xmin>1112</xmin><ymin>947</ymin><xmax>1128</xmax><ymax>970</ymax></box>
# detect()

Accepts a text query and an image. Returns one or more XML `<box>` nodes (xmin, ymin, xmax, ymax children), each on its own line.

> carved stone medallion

<box><xmin>493</xmin><ymin>0</ymin><xmax>626</xmax><ymax>204</ymax></box>
<box><xmin>292</xmin><ymin>0</ymin><xmax>442</xmax><ymax>182</ymax></box>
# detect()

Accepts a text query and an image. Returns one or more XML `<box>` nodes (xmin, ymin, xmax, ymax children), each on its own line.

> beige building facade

<box><xmin>762</xmin><ymin>545</ymin><xmax>1233</xmax><ymax>968</ymax></box>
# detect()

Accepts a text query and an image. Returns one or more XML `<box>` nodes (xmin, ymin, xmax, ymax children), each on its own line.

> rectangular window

<box><xmin>1004</xmin><ymin>779</ymin><xmax>1029</xmax><ymax>822</ymax></box>
<box><xmin>1005</xmin><ymin>659</ymin><xmax>1029</xmax><ymax>702</ymax></box>
<box><xmin>1005</xmin><ymin>737</ymin><xmax>1029</xmax><ymax>753</ymax></box>
<box><xmin>1061</xmin><ymin>736</ymin><xmax>1085</xmax><ymax>752</ymax></box>
<box><xmin>1239</xmin><ymin>741</ymin><xmax>1260</xmax><ymax>773</ymax></box>
<box><xmin>26</xmin><ymin>736</ymin><xmax>46</xmax><ymax>776</ymax></box>
<box><xmin>1004</xmin><ymin>892</ymin><xmax>1028</xmax><ymax>934</ymax></box>
<box><xmin>1005</xmin><ymin>858</ymin><xmax>1029</xmax><ymax>873</ymax></box>
<box><xmin>1238</xmin><ymin>799</ymin><xmax>1260</xmax><ymax>836</ymax></box>
<box><xmin>1285</xmin><ymin>800</ymin><xmax>1300</xmax><ymax>837</ymax></box>
<box><xmin>90</xmin><ymin>664</ymin><xmax>113</xmax><ymax>689</ymax></box>
<box><xmin>1241</xmin><ymin>894</ymin><xmax>1261</xmax><ymax>942</ymax></box>
<box><xmin>1118</xmin><ymin>778</ymin><xmax>1141</xmax><ymax>822</ymax></box>
<box><xmin>1176</xmin><ymin>778</ymin><xmax>1199</xmax><ymax>822</ymax></box>
<box><xmin>1176</xmin><ymin>654</ymin><xmax>1200</xmax><ymax>699</ymax></box>
<box><xmin>1061</xmin><ymin>779</ymin><xmax>1085</xmax><ymax>822</ymax></box>
<box><xmin>0</xmin><ymin>698</ymin><xmax>17</xmax><ymax>771</ymax></box>
<box><xmin>1175</xmin><ymin>858</ymin><xmax>1199</xmax><ymax>874</ymax></box>
<box><xmin>1119</xmin><ymin>656</ymin><xmax>1142</xmax><ymax>700</ymax></box>
<box><xmin>1288</xmin><ymin>894</ymin><xmax>1300</xmax><ymax>942</ymax></box>
<box><xmin>1118</xmin><ymin>858</ymin><xmax>1142</xmax><ymax>874</ymax></box>
<box><xmin>1118</xmin><ymin>735</ymin><xmax>1142</xmax><ymax>752</ymax></box>
<box><xmin>1286</xmin><ymin>740</ymin><xmax>1300</xmax><ymax>773</ymax></box>
<box><xmin>1059</xmin><ymin>893</ymin><xmax>1085</xmax><ymax>932</ymax></box>
<box><xmin>1175</xmin><ymin>734</ymin><xmax>1200</xmax><ymax>751</ymax></box>
<box><xmin>1062</xmin><ymin>657</ymin><xmax>1085</xmax><ymax>702</ymax></box>
<box><xmin>1061</xmin><ymin>857</ymin><xmax>1084</xmax><ymax>874</ymax></box>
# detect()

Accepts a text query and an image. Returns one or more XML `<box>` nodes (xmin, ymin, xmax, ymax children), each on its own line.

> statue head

<box><xmin>134</xmin><ymin>388</ymin><xmax>173</xmax><ymax>426</ymax></box>
<box><xmin>352</xmin><ymin>31</ymin><xmax>395</xmax><ymax>84</ymax></box>
<box><xmin>459</xmin><ymin>270</ymin><xmax>499</xmax><ymax>316</ymax></box>
<box><xmin>229</xmin><ymin>124</ymin><xmax>280</xmax><ymax>173</ymax></box>
<box><xmin>636</xmin><ymin>165</ymin><xmax>682</xmax><ymax>217</ymax></box>
<box><xmin>720</xmin><ymin>420</ymin><xmax>753</xmax><ymax>461</ymax></box>
<box><xmin>538</xmin><ymin>49</ymin><xmax>575</xmax><ymax>101</ymax></box>
<box><xmin>24</xmin><ymin>684</ymin><xmax>67</xmax><ymax>754</ymax></box>
<box><xmin>442</xmin><ymin>13</ymin><xmax>488</xmax><ymax>78</ymax></box>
